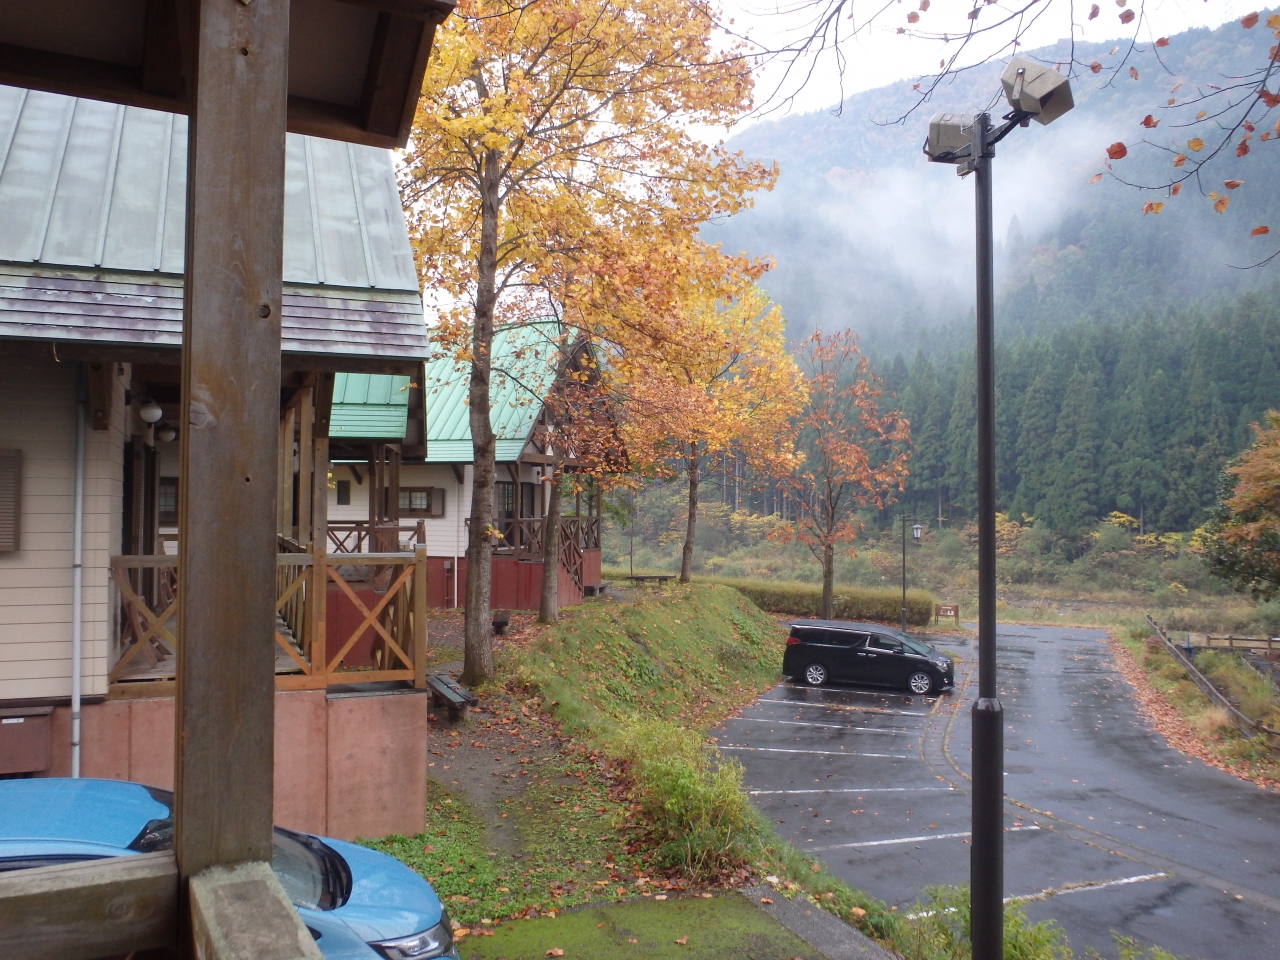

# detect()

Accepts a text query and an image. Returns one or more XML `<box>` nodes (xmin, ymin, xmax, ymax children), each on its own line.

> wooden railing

<box><xmin>110</xmin><ymin>548</ymin><xmax>428</xmax><ymax>691</ymax></box>
<box><xmin>328</xmin><ymin>520</ymin><xmax>425</xmax><ymax>554</ymax></box>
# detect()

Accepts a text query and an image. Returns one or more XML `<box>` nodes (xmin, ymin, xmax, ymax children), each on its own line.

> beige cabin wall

<box><xmin>0</xmin><ymin>352</ymin><xmax>126</xmax><ymax>702</ymax></box>
<box><xmin>327</xmin><ymin>461</ymin><xmax>473</xmax><ymax>558</ymax></box>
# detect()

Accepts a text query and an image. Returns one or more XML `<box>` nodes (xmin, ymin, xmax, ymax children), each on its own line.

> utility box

<box><xmin>0</xmin><ymin>705</ymin><xmax>54</xmax><ymax>775</ymax></box>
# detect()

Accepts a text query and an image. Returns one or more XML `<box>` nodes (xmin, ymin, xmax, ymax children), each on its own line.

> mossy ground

<box><xmin>456</xmin><ymin>894</ymin><xmax>823</xmax><ymax>960</ymax></box>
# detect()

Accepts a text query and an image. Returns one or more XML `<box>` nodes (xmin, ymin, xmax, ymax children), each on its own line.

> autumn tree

<box><xmin>402</xmin><ymin>0</ymin><xmax>774</xmax><ymax>683</ymax></box>
<box><xmin>1201</xmin><ymin>410</ymin><xmax>1280</xmax><ymax>598</ymax></box>
<box><xmin>779</xmin><ymin>330</ymin><xmax>911</xmax><ymax>619</ymax></box>
<box><xmin>619</xmin><ymin>285</ymin><xmax>802</xmax><ymax>582</ymax></box>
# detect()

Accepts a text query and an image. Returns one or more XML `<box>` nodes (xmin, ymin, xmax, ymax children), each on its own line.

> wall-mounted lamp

<box><xmin>138</xmin><ymin>399</ymin><xmax>164</xmax><ymax>423</ymax></box>
<box><xmin>156</xmin><ymin>424</ymin><xmax>177</xmax><ymax>443</ymax></box>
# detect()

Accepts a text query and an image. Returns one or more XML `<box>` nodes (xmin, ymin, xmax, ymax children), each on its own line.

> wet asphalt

<box><xmin>712</xmin><ymin>624</ymin><xmax>1280</xmax><ymax>959</ymax></box>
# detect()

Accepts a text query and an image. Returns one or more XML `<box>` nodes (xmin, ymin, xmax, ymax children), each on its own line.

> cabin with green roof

<box><xmin>325</xmin><ymin>320</ymin><xmax>606</xmax><ymax>610</ymax></box>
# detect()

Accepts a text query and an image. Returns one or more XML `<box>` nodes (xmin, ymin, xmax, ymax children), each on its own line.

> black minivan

<box><xmin>782</xmin><ymin>620</ymin><xmax>954</xmax><ymax>695</ymax></box>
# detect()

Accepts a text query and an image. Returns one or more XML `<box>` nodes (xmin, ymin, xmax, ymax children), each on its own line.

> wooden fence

<box><xmin>111</xmin><ymin>548</ymin><xmax>428</xmax><ymax>692</ymax></box>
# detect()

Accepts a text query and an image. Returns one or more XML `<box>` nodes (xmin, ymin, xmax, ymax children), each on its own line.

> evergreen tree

<box><xmin>1008</xmin><ymin>371</ymin><xmax>1058</xmax><ymax>521</ymax></box>
<box><xmin>1040</xmin><ymin>368</ymin><xmax>1101</xmax><ymax>536</ymax></box>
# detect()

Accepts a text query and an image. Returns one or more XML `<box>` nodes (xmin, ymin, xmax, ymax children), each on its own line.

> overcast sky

<box><xmin>720</xmin><ymin>0</ymin><xmax>1256</xmax><ymax>120</ymax></box>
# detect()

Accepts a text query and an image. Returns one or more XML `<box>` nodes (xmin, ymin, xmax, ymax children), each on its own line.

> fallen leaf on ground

<box><xmin>675</xmin><ymin>936</ymin><xmax>688</xmax><ymax>945</ymax></box>
<box><xmin>760</xmin><ymin>897</ymin><xmax>774</xmax><ymax>904</ymax></box>
<box><xmin>546</xmin><ymin>950</ymin><xmax>564</xmax><ymax>958</ymax></box>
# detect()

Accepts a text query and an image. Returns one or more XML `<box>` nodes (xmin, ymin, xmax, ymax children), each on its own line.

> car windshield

<box><xmin>877</xmin><ymin>628</ymin><xmax>937</xmax><ymax>657</ymax></box>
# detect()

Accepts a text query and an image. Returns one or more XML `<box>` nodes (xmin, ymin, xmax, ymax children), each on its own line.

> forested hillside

<box><xmin>711</xmin><ymin>13</ymin><xmax>1280</xmax><ymax>356</ymax></box>
<box><xmin>889</xmin><ymin>286</ymin><xmax>1280</xmax><ymax>535</ymax></box>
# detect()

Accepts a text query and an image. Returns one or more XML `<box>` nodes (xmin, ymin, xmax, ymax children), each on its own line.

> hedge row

<box><xmin>695</xmin><ymin>576</ymin><xmax>937</xmax><ymax>627</ymax></box>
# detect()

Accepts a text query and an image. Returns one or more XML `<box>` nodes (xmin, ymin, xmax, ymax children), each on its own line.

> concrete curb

<box><xmin>740</xmin><ymin>885</ymin><xmax>898</xmax><ymax>960</ymax></box>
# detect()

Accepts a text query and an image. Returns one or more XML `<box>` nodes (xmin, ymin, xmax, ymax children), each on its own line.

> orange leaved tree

<box><xmin>780</xmin><ymin>330</ymin><xmax>912</xmax><ymax>619</ymax></box>
<box><xmin>1202</xmin><ymin>410</ymin><xmax>1280</xmax><ymax>597</ymax></box>
<box><xmin>402</xmin><ymin>0</ymin><xmax>774</xmax><ymax>683</ymax></box>
<box><xmin>619</xmin><ymin>284</ymin><xmax>802</xmax><ymax>582</ymax></box>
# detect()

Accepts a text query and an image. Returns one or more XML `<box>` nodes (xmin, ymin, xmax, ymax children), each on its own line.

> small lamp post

<box><xmin>924</xmin><ymin>56</ymin><xmax>1074</xmax><ymax>960</ymax></box>
<box><xmin>899</xmin><ymin>516</ymin><xmax>921</xmax><ymax>632</ymax></box>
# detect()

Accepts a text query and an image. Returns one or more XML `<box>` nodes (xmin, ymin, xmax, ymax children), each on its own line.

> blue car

<box><xmin>0</xmin><ymin>778</ymin><xmax>459</xmax><ymax>960</ymax></box>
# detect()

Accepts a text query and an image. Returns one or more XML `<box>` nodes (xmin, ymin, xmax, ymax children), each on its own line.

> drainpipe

<box><xmin>71</xmin><ymin>370</ymin><xmax>86</xmax><ymax>777</ymax></box>
<box><xmin>454</xmin><ymin>470</ymin><xmax>463</xmax><ymax>608</ymax></box>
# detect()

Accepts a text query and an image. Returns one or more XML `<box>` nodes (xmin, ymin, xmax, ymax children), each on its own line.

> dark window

<box><xmin>495</xmin><ymin>481</ymin><xmax>515</xmax><ymax>519</ymax></box>
<box><xmin>791</xmin><ymin>627</ymin><xmax>826</xmax><ymax>643</ymax></box>
<box><xmin>157</xmin><ymin>477</ymin><xmax>178</xmax><ymax>526</ymax></box>
<box><xmin>0</xmin><ymin>448</ymin><xmax>20</xmax><ymax>552</ymax></box>
<box><xmin>400</xmin><ymin>487</ymin><xmax>432</xmax><ymax>516</ymax></box>
<box><xmin>825</xmin><ymin>630</ymin><xmax>865</xmax><ymax>647</ymax></box>
<box><xmin>520</xmin><ymin>481</ymin><xmax>538</xmax><ymax>518</ymax></box>
<box><xmin>336</xmin><ymin>480</ymin><xmax>351</xmax><ymax>505</ymax></box>
<box><xmin>869</xmin><ymin>636</ymin><xmax>903</xmax><ymax>653</ymax></box>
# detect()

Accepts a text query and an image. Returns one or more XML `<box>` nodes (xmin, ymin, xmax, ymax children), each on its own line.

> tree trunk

<box><xmin>538</xmin><ymin>468</ymin><xmax>563</xmax><ymax>623</ymax></box>
<box><xmin>821</xmin><ymin>543</ymin><xmax>835</xmax><ymax>620</ymax></box>
<box><xmin>680</xmin><ymin>447</ymin><xmax>699</xmax><ymax>583</ymax></box>
<box><xmin>462</xmin><ymin>146</ymin><xmax>502</xmax><ymax>687</ymax></box>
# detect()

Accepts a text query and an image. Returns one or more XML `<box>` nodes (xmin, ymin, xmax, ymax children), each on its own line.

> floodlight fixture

<box><xmin>1001</xmin><ymin>57</ymin><xmax>1074</xmax><ymax>126</ymax></box>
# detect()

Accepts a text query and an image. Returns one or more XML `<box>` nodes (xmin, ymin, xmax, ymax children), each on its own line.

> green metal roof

<box><xmin>330</xmin><ymin>373</ymin><xmax>413</xmax><ymax>440</ymax></box>
<box><xmin>422</xmin><ymin>320</ymin><xmax>565</xmax><ymax>464</ymax></box>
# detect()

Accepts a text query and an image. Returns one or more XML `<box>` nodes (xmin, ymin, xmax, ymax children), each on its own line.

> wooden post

<box><xmin>414</xmin><ymin>544</ymin><xmax>428</xmax><ymax>689</ymax></box>
<box><xmin>309</xmin><ymin>436</ymin><xmax>328</xmax><ymax>677</ymax></box>
<box><xmin>174</xmin><ymin>0</ymin><xmax>289</xmax><ymax>878</ymax></box>
<box><xmin>297</xmin><ymin>387</ymin><xmax>314</xmax><ymax>544</ymax></box>
<box><xmin>278</xmin><ymin>405</ymin><xmax>295</xmax><ymax>538</ymax></box>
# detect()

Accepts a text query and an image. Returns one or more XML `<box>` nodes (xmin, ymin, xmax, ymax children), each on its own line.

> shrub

<box><xmin>613</xmin><ymin>718</ymin><xmax>764</xmax><ymax>881</ymax></box>
<box><xmin>889</xmin><ymin>885</ymin><xmax>1070</xmax><ymax>960</ymax></box>
<box><xmin>697</xmin><ymin>575</ymin><xmax>937</xmax><ymax>626</ymax></box>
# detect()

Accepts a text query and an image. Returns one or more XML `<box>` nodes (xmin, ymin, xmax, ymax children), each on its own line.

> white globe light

<box><xmin>156</xmin><ymin>425</ymin><xmax>177</xmax><ymax>442</ymax></box>
<box><xmin>139</xmin><ymin>400</ymin><xmax>164</xmax><ymax>423</ymax></box>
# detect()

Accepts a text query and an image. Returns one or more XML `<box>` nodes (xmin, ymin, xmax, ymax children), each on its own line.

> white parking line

<box><xmin>1007</xmin><ymin>872</ymin><xmax>1171</xmax><ymax>904</ymax></box>
<box><xmin>721</xmin><ymin>746</ymin><xmax>913</xmax><ymax>760</ymax></box>
<box><xmin>730</xmin><ymin>717</ymin><xmax>916</xmax><ymax>735</ymax></box>
<box><xmin>811</xmin><ymin>825</ymin><xmax>1040</xmax><ymax>852</ymax></box>
<box><xmin>748</xmin><ymin>787</ymin><xmax>958</xmax><ymax>795</ymax></box>
<box><xmin>759</xmin><ymin>698</ymin><xmax>930</xmax><ymax>717</ymax></box>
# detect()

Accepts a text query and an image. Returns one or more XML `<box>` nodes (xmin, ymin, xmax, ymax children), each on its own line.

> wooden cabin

<box><xmin>0</xmin><ymin>83</ymin><xmax>434</xmax><ymax>840</ymax></box>
<box><xmin>325</xmin><ymin>320</ymin><xmax>607</xmax><ymax>610</ymax></box>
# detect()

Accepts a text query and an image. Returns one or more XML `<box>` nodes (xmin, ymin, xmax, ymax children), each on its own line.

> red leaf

<box><xmin>1087</xmin><ymin>173</ymin><xmax>1104</xmax><ymax>184</ymax></box>
<box><xmin>1237</xmin><ymin>139</ymin><xmax>1251</xmax><ymax>157</ymax></box>
<box><xmin>1107</xmin><ymin>142</ymin><xmax>1128</xmax><ymax>160</ymax></box>
<box><xmin>1090</xmin><ymin>61</ymin><xmax>1103</xmax><ymax>74</ymax></box>
<box><xmin>1244</xmin><ymin>121</ymin><xmax>1256</xmax><ymax>132</ymax></box>
<box><xmin>907</xmin><ymin>11</ymin><xmax>920</xmax><ymax>23</ymax></box>
<box><xmin>1259</xmin><ymin>89</ymin><xmax>1280</xmax><ymax>108</ymax></box>
<box><xmin>1155</xmin><ymin>37</ymin><xmax>1170</xmax><ymax>47</ymax></box>
<box><xmin>1089</xmin><ymin>4</ymin><xmax>1100</xmax><ymax>20</ymax></box>
<box><xmin>919</xmin><ymin>0</ymin><xmax>930</xmax><ymax>9</ymax></box>
<box><xmin>1141</xmin><ymin>114</ymin><xmax>1159</xmax><ymax>128</ymax></box>
<box><xmin>1224</xmin><ymin>179</ymin><xmax>1244</xmax><ymax>189</ymax></box>
<box><xmin>1171</xmin><ymin>183</ymin><xmax>1182</xmax><ymax>196</ymax></box>
<box><xmin>1129</xmin><ymin>66</ymin><xmax>1140</xmax><ymax>80</ymax></box>
<box><xmin>1241</xmin><ymin>12</ymin><xmax>1260</xmax><ymax>29</ymax></box>
<box><xmin>1252</xmin><ymin>225</ymin><xmax>1271</xmax><ymax>236</ymax></box>
<box><xmin>1142</xmin><ymin>200</ymin><xmax>1165</xmax><ymax>215</ymax></box>
<box><xmin>1214</xmin><ymin>195</ymin><xmax>1230</xmax><ymax>213</ymax></box>
<box><xmin>1120</xmin><ymin>9</ymin><xmax>1136</xmax><ymax>24</ymax></box>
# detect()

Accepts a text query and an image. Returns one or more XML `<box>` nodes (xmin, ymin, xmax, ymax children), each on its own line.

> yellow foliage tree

<box><xmin>402</xmin><ymin>0</ymin><xmax>775</xmax><ymax>681</ymax></box>
<box><xmin>618</xmin><ymin>284</ymin><xmax>803</xmax><ymax>582</ymax></box>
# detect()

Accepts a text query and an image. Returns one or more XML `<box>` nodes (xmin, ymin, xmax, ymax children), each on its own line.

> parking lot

<box><xmin>714</xmin><ymin>624</ymin><xmax>1280</xmax><ymax>960</ymax></box>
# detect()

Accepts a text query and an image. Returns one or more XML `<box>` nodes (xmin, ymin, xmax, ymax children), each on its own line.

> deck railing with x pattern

<box><xmin>110</xmin><ymin>548</ymin><xmax>428</xmax><ymax>691</ymax></box>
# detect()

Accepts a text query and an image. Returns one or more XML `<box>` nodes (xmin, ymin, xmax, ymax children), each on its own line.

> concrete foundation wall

<box><xmin>42</xmin><ymin>688</ymin><xmax>428</xmax><ymax>841</ymax></box>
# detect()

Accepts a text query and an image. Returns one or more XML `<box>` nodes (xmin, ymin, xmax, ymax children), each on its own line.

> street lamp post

<box><xmin>899</xmin><ymin>516</ymin><xmax>923</xmax><ymax>633</ymax></box>
<box><xmin>923</xmin><ymin>57</ymin><xmax>1074</xmax><ymax>960</ymax></box>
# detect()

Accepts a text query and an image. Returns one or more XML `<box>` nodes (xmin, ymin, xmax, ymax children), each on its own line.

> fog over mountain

<box><xmin>709</xmin><ymin>15</ymin><xmax>1280</xmax><ymax>358</ymax></box>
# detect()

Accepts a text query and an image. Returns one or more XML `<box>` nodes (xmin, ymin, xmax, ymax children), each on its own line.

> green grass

<box><xmin>455</xmin><ymin>893</ymin><xmax>824</xmax><ymax>960</ymax></box>
<box><xmin>365</xmin><ymin>754</ymin><xmax>648</xmax><ymax>926</ymax></box>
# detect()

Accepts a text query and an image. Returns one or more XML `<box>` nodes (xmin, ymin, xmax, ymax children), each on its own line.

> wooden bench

<box><xmin>626</xmin><ymin>574</ymin><xmax>674</xmax><ymax>586</ymax></box>
<box><xmin>934</xmin><ymin>603</ymin><xmax>960</xmax><ymax>627</ymax></box>
<box><xmin>427</xmin><ymin>673</ymin><xmax>478</xmax><ymax>722</ymax></box>
<box><xmin>584</xmin><ymin>580</ymin><xmax>612</xmax><ymax>597</ymax></box>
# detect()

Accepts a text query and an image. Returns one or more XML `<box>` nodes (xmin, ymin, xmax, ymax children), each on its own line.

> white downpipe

<box><xmin>453</xmin><ymin>471</ymin><xmax>463</xmax><ymax>608</ymax></box>
<box><xmin>71</xmin><ymin>382</ymin><xmax>86</xmax><ymax>777</ymax></box>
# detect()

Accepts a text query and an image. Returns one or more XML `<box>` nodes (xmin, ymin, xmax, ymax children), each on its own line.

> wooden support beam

<box><xmin>414</xmin><ymin>543</ymin><xmax>428</xmax><ymax>690</ymax></box>
<box><xmin>309</xmin><ymin>435</ymin><xmax>329</xmax><ymax>673</ymax></box>
<box><xmin>174</xmin><ymin>0</ymin><xmax>288</xmax><ymax>879</ymax></box>
<box><xmin>189</xmin><ymin>861</ymin><xmax>321</xmax><ymax>960</ymax></box>
<box><xmin>0</xmin><ymin>851</ymin><xmax>178</xmax><ymax>960</ymax></box>
<box><xmin>279</xmin><ymin>405</ymin><xmax>296</xmax><ymax>538</ymax></box>
<box><xmin>298</xmin><ymin>387</ymin><xmax>314</xmax><ymax>543</ymax></box>
<box><xmin>85</xmin><ymin>362</ymin><xmax>113</xmax><ymax>432</ymax></box>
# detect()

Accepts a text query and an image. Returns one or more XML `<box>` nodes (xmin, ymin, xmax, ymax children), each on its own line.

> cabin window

<box><xmin>495</xmin><ymin>481</ymin><xmax>515</xmax><ymax>519</ymax></box>
<box><xmin>0</xmin><ymin>449</ymin><xmax>20</xmax><ymax>552</ymax></box>
<box><xmin>399</xmin><ymin>487</ymin><xmax>445</xmax><ymax>517</ymax></box>
<box><xmin>158</xmin><ymin>477</ymin><xmax>178</xmax><ymax>526</ymax></box>
<box><xmin>520</xmin><ymin>481</ymin><xmax>538</xmax><ymax>518</ymax></box>
<box><xmin>336</xmin><ymin>480</ymin><xmax>351</xmax><ymax>505</ymax></box>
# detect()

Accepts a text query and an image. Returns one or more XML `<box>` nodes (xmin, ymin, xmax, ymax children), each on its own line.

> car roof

<box><xmin>789</xmin><ymin>619</ymin><xmax>887</xmax><ymax>632</ymax></box>
<box><xmin>0</xmin><ymin>778</ymin><xmax>168</xmax><ymax>848</ymax></box>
